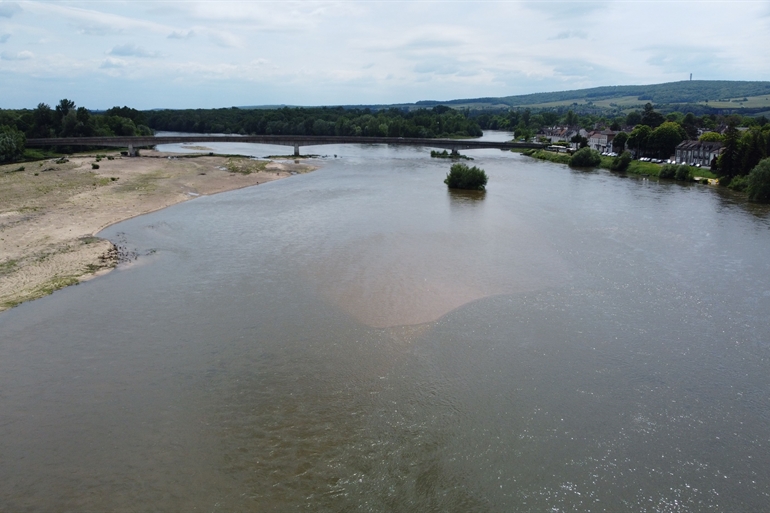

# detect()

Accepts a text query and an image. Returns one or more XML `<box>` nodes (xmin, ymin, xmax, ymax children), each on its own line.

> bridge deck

<box><xmin>26</xmin><ymin>135</ymin><xmax>543</xmax><ymax>153</ymax></box>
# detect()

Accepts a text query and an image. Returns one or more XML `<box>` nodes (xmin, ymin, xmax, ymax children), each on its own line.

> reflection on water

<box><xmin>1</xmin><ymin>134</ymin><xmax>770</xmax><ymax>511</ymax></box>
<box><xmin>447</xmin><ymin>188</ymin><xmax>486</xmax><ymax>204</ymax></box>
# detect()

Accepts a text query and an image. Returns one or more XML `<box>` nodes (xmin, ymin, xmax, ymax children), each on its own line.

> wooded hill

<box><xmin>354</xmin><ymin>81</ymin><xmax>770</xmax><ymax>117</ymax></box>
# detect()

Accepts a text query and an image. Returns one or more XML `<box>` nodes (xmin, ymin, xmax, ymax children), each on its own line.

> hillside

<box><xmin>402</xmin><ymin>81</ymin><xmax>770</xmax><ymax>115</ymax></box>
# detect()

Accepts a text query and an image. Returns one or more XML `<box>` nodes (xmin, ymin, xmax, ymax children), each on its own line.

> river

<box><xmin>1</xmin><ymin>133</ymin><xmax>769</xmax><ymax>511</ymax></box>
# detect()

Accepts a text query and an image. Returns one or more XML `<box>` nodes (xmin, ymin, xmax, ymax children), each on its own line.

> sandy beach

<box><xmin>0</xmin><ymin>150</ymin><xmax>315</xmax><ymax>311</ymax></box>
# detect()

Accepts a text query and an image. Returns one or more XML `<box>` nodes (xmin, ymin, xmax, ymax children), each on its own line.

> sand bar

<box><xmin>0</xmin><ymin>150</ymin><xmax>315</xmax><ymax>311</ymax></box>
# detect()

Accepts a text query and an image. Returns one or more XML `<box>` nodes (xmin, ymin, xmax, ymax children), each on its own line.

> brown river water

<box><xmin>1</xmin><ymin>133</ymin><xmax>769</xmax><ymax>511</ymax></box>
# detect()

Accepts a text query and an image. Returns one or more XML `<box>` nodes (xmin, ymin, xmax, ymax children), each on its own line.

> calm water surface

<box><xmin>2</xmin><ymin>133</ymin><xmax>770</xmax><ymax>511</ymax></box>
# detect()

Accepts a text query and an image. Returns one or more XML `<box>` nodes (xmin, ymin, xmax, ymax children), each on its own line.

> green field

<box><xmin>697</xmin><ymin>95</ymin><xmax>770</xmax><ymax>109</ymax></box>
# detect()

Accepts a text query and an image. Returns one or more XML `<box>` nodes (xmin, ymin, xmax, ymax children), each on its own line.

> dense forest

<box><xmin>143</xmin><ymin>105</ymin><xmax>482</xmax><ymax>138</ymax></box>
<box><xmin>0</xmin><ymin>101</ymin><xmax>482</xmax><ymax>162</ymax></box>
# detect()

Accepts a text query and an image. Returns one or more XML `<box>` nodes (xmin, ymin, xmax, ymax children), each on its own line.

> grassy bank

<box><xmin>522</xmin><ymin>149</ymin><xmax>717</xmax><ymax>180</ymax></box>
<box><xmin>521</xmin><ymin>149</ymin><xmax>571</xmax><ymax>165</ymax></box>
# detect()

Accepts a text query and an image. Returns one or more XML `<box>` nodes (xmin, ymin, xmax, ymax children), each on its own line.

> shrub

<box><xmin>674</xmin><ymin>165</ymin><xmax>691</xmax><ymax>181</ymax></box>
<box><xmin>0</xmin><ymin>125</ymin><xmax>26</xmax><ymax>163</ymax></box>
<box><xmin>444</xmin><ymin>163</ymin><xmax>488</xmax><ymax>190</ymax></box>
<box><xmin>92</xmin><ymin>163</ymin><xmax>100</xmax><ymax>169</ymax></box>
<box><xmin>610</xmin><ymin>151</ymin><xmax>633</xmax><ymax>172</ymax></box>
<box><xmin>568</xmin><ymin>147</ymin><xmax>601</xmax><ymax>168</ymax></box>
<box><xmin>659</xmin><ymin>164</ymin><xmax>677</xmax><ymax>179</ymax></box>
<box><xmin>727</xmin><ymin>174</ymin><xmax>749</xmax><ymax>192</ymax></box>
<box><xmin>746</xmin><ymin>158</ymin><xmax>770</xmax><ymax>202</ymax></box>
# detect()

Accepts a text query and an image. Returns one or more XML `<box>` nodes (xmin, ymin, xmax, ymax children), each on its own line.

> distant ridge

<box><xmin>158</xmin><ymin>80</ymin><xmax>770</xmax><ymax>115</ymax></box>
<box><xmin>353</xmin><ymin>80</ymin><xmax>770</xmax><ymax>114</ymax></box>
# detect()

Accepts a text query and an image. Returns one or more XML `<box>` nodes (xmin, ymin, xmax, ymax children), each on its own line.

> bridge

<box><xmin>26</xmin><ymin>135</ymin><xmax>544</xmax><ymax>156</ymax></box>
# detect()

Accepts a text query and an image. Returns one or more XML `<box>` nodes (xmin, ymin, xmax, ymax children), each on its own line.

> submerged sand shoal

<box><xmin>0</xmin><ymin>150</ymin><xmax>315</xmax><ymax>311</ymax></box>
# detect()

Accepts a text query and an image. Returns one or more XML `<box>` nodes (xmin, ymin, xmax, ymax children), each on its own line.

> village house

<box><xmin>588</xmin><ymin>130</ymin><xmax>617</xmax><ymax>153</ymax></box>
<box><xmin>674</xmin><ymin>140</ymin><xmax>723</xmax><ymax>168</ymax></box>
<box><xmin>537</xmin><ymin>126</ymin><xmax>589</xmax><ymax>149</ymax></box>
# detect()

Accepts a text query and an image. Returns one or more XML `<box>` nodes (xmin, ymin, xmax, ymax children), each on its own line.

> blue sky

<box><xmin>1</xmin><ymin>0</ymin><xmax>769</xmax><ymax>109</ymax></box>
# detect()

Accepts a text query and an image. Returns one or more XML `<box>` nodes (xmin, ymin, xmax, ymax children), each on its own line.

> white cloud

<box><xmin>168</xmin><ymin>30</ymin><xmax>195</xmax><ymax>40</ymax></box>
<box><xmin>203</xmin><ymin>28</ymin><xmax>239</xmax><ymax>48</ymax></box>
<box><xmin>0</xmin><ymin>1</ymin><xmax>21</xmax><ymax>18</ymax></box>
<box><xmin>109</xmin><ymin>43</ymin><xmax>160</xmax><ymax>58</ymax></box>
<box><xmin>1</xmin><ymin>49</ymin><xmax>32</xmax><ymax>60</ymax></box>
<box><xmin>21</xmin><ymin>1</ymin><xmax>176</xmax><ymax>37</ymax></box>
<box><xmin>550</xmin><ymin>30</ymin><xmax>588</xmax><ymax>40</ymax></box>
<box><xmin>523</xmin><ymin>0</ymin><xmax>606</xmax><ymax>19</ymax></box>
<box><xmin>100</xmin><ymin>57</ymin><xmax>127</xmax><ymax>69</ymax></box>
<box><xmin>0</xmin><ymin>0</ymin><xmax>767</xmax><ymax>109</ymax></box>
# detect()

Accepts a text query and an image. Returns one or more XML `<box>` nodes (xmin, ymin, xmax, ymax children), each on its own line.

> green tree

<box><xmin>55</xmin><ymin>99</ymin><xmax>76</xmax><ymax>119</ymax></box>
<box><xmin>444</xmin><ymin>163</ymin><xmax>488</xmax><ymax>190</ymax></box>
<box><xmin>0</xmin><ymin>125</ymin><xmax>26</xmax><ymax>162</ymax></box>
<box><xmin>612</xmin><ymin>131</ymin><xmax>628</xmax><ymax>152</ymax></box>
<box><xmin>627</xmin><ymin>124</ymin><xmax>652</xmax><ymax>157</ymax></box>
<box><xmin>746</xmin><ymin>158</ymin><xmax>770</xmax><ymax>202</ymax></box>
<box><xmin>650</xmin><ymin>121</ymin><xmax>687</xmax><ymax>159</ymax></box>
<box><xmin>517</xmin><ymin>127</ymin><xmax>534</xmax><ymax>142</ymax></box>
<box><xmin>610</xmin><ymin>151</ymin><xmax>632</xmax><ymax>172</ymax></box>
<box><xmin>522</xmin><ymin>109</ymin><xmax>531</xmax><ymax>127</ymax></box>
<box><xmin>681</xmin><ymin>112</ymin><xmax>699</xmax><ymax>139</ymax></box>
<box><xmin>718</xmin><ymin>124</ymin><xmax>742</xmax><ymax>179</ymax></box>
<box><xmin>699</xmin><ymin>131</ymin><xmax>723</xmax><ymax>142</ymax></box>
<box><xmin>569</xmin><ymin>147</ymin><xmax>601</xmax><ymax>167</ymax></box>
<box><xmin>571</xmin><ymin>134</ymin><xmax>588</xmax><ymax>148</ymax></box>
<box><xmin>640</xmin><ymin>103</ymin><xmax>665</xmax><ymax>129</ymax></box>
<box><xmin>541</xmin><ymin>112</ymin><xmax>559</xmax><ymax>126</ymax></box>
<box><xmin>625</xmin><ymin>111</ymin><xmax>642</xmax><ymax>126</ymax></box>
<box><xmin>30</xmin><ymin>103</ymin><xmax>55</xmax><ymax>138</ymax></box>
<box><xmin>740</xmin><ymin>127</ymin><xmax>767</xmax><ymax>175</ymax></box>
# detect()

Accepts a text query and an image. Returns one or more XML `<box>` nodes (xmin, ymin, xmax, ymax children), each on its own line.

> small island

<box><xmin>444</xmin><ymin>163</ymin><xmax>488</xmax><ymax>191</ymax></box>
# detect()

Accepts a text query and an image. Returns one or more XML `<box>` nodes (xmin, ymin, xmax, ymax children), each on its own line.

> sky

<box><xmin>1</xmin><ymin>0</ymin><xmax>769</xmax><ymax>110</ymax></box>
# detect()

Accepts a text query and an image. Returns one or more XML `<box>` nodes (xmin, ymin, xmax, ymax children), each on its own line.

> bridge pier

<box><xmin>294</xmin><ymin>144</ymin><xmax>300</xmax><ymax>157</ymax></box>
<box><xmin>127</xmin><ymin>144</ymin><xmax>136</xmax><ymax>157</ymax></box>
<box><xmin>451</xmin><ymin>147</ymin><xmax>459</xmax><ymax>156</ymax></box>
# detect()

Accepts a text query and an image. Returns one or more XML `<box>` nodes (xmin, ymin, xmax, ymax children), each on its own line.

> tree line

<box><xmin>143</xmin><ymin>104</ymin><xmax>482</xmax><ymax>139</ymax></box>
<box><xmin>0</xmin><ymin>99</ymin><xmax>153</xmax><ymax>162</ymax></box>
<box><xmin>0</xmin><ymin>101</ymin><xmax>483</xmax><ymax>162</ymax></box>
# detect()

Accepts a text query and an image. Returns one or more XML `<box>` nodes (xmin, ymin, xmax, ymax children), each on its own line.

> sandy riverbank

<box><xmin>0</xmin><ymin>150</ymin><xmax>315</xmax><ymax>311</ymax></box>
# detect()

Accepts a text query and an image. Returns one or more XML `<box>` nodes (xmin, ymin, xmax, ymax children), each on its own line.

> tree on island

<box><xmin>444</xmin><ymin>163</ymin><xmax>488</xmax><ymax>191</ymax></box>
